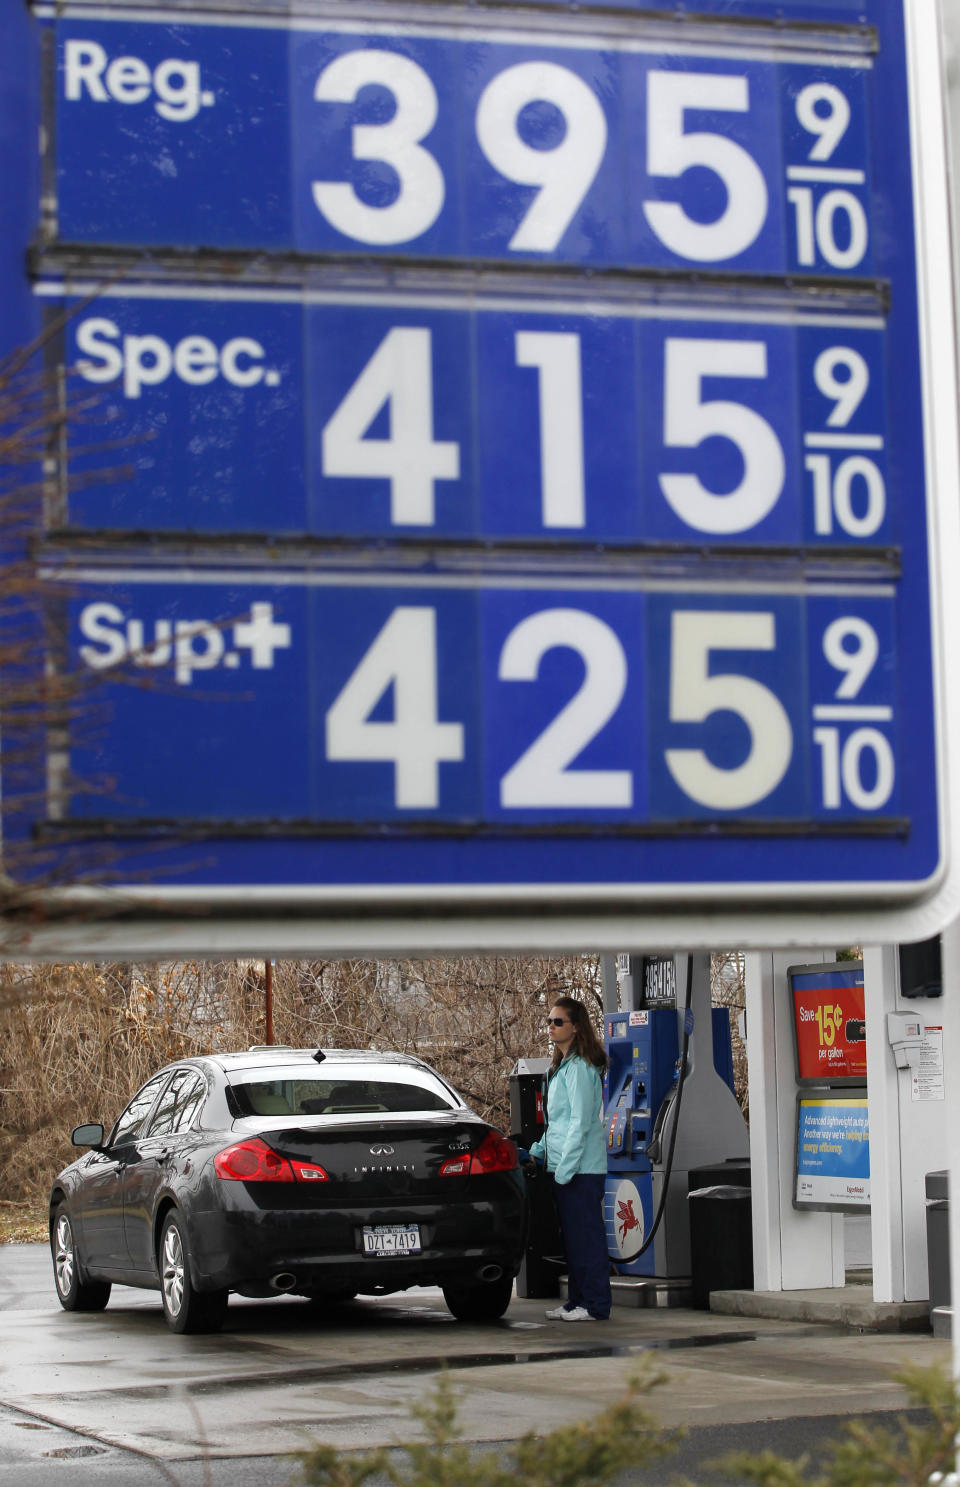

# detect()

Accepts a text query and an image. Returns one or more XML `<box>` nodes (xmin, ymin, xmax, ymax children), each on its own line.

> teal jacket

<box><xmin>528</xmin><ymin>1053</ymin><xmax>606</xmax><ymax>1186</ymax></box>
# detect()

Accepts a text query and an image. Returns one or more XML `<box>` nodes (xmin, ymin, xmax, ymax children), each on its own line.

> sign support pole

<box><xmin>935</xmin><ymin>917</ymin><xmax>960</xmax><ymax>1479</ymax></box>
<box><xmin>264</xmin><ymin>959</ymin><xmax>275</xmax><ymax>1047</ymax></box>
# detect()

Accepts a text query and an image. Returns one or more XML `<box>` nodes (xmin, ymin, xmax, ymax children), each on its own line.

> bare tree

<box><xmin>211</xmin><ymin>954</ymin><xmax>602</xmax><ymax>1128</ymax></box>
<box><xmin>710</xmin><ymin>952</ymin><xmax>748</xmax><ymax>1117</ymax></box>
<box><xmin>0</xmin><ymin>953</ymin><xmax>607</xmax><ymax>1226</ymax></box>
<box><xmin>0</xmin><ymin>315</ymin><xmax>143</xmax><ymax>969</ymax></box>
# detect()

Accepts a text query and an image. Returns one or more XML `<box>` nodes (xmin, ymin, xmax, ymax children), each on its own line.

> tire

<box><xmin>442</xmin><ymin>1273</ymin><xmax>514</xmax><ymax>1322</ymax></box>
<box><xmin>158</xmin><ymin>1212</ymin><xmax>228</xmax><ymax>1335</ymax></box>
<box><xmin>51</xmin><ymin>1206</ymin><xmax>111</xmax><ymax>1312</ymax></box>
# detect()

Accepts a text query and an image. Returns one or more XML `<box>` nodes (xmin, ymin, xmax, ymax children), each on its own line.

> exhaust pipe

<box><xmin>477</xmin><ymin>1264</ymin><xmax>503</xmax><ymax>1283</ymax></box>
<box><xmin>269</xmin><ymin>1272</ymin><xmax>297</xmax><ymax>1292</ymax></box>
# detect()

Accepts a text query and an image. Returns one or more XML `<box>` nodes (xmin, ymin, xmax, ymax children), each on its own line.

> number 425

<box><xmin>323</xmin><ymin>605</ymin><xmax>893</xmax><ymax>815</ymax></box>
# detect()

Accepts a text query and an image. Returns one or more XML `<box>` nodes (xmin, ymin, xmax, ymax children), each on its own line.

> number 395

<box><xmin>310</xmin><ymin>50</ymin><xmax>855</xmax><ymax>265</ymax></box>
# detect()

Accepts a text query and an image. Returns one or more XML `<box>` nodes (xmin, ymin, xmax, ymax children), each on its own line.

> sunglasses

<box><xmin>546</xmin><ymin>1017</ymin><xmax>570</xmax><ymax>1027</ymax></box>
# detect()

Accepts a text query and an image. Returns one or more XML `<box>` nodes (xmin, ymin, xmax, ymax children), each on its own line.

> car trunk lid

<box><xmin>253</xmin><ymin>1115</ymin><xmax>485</xmax><ymax>1199</ymax></box>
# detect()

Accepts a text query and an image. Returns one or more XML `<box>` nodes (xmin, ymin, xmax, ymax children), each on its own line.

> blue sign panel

<box><xmin>59</xmin><ymin>576</ymin><xmax>902</xmax><ymax>841</ymax></box>
<box><xmin>60</xmin><ymin>296</ymin><xmax>306</xmax><ymax>532</ymax></box>
<box><xmin>1</xmin><ymin>5</ymin><xmax>40</xmax><ymax>356</ymax></box>
<box><xmin>9</xmin><ymin>0</ymin><xmax>948</xmax><ymax>926</ymax></box>
<box><xmin>48</xmin><ymin>14</ymin><xmax>878</xmax><ymax>277</ymax></box>
<box><xmin>55</xmin><ymin>285</ymin><xmax>891</xmax><ymax>550</ymax></box>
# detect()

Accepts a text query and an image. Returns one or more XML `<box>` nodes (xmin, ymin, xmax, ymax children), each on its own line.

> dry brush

<box><xmin>0</xmin><ymin>955</ymin><xmax>603</xmax><ymax>1221</ymax></box>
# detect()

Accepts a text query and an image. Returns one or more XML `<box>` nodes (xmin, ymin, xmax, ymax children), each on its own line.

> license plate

<box><xmin>362</xmin><ymin>1224</ymin><xmax>421</xmax><ymax>1255</ymax></box>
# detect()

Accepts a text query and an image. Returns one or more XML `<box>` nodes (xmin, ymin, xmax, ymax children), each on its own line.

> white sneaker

<box><xmin>544</xmin><ymin>1304</ymin><xmax>573</xmax><ymax>1320</ymax></box>
<box><xmin>558</xmin><ymin>1306</ymin><xmax>592</xmax><ymax>1322</ymax></box>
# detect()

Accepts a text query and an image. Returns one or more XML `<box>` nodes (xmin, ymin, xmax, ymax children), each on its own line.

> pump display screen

<box><xmin>789</xmin><ymin>963</ymin><xmax>866</xmax><ymax>1085</ymax></box>
<box><xmin>641</xmin><ymin>960</ymin><xmax>676</xmax><ymax>1007</ymax></box>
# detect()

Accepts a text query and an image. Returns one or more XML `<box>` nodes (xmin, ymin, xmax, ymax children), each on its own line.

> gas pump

<box><xmin>603</xmin><ymin>953</ymin><xmax>748</xmax><ymax>1300</ymax></box>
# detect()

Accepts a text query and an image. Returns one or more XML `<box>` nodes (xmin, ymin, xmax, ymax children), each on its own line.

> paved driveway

<box><xmin>0</xmin><ymin>1244</ymin><xmax>949</xmax><ymax>1467</ymax></box>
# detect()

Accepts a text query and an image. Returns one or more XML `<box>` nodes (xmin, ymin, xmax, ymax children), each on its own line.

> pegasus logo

<box><xmin>617</xmin><ymin>1197</ymin><xmax>641</xmax><ymax>1246</ymax></box>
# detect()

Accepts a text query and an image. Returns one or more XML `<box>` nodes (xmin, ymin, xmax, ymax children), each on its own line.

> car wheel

<box><xmin>51</xmin><ymin>1207</ymin><xmax>111</xmax><ymax>1312</ymax></box>
<box><xmin>441</xmin><ymin>1273</ymin><xmax>514</xmax><ymax>1322</ymax></box>
<box><xmin>158</xmin><ymin>1212</ymin><xmax>227</xmax><ymax>1335</ymax></box>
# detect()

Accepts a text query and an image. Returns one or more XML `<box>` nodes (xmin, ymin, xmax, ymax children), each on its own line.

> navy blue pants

<box><xmin>551</xmin><ymin>1172</ymin><xmax>612</xmax><ymax>1319</ymax></box>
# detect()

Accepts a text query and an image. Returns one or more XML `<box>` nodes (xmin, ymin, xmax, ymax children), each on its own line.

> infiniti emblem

<box><xmin>369</xmin><ymin>1144</ymin><xmax>394</xmax><ymax>1156</ymax></box>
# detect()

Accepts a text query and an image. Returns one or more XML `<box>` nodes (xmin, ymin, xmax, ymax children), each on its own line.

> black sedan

<box><xmin>49</xmin><ymin>1047</ymin><xmax>527</xmax><ymax>1333</ymax></box>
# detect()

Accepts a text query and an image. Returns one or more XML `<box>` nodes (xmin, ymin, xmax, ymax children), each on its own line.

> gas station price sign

<box><xmin>8</xmin><ymin>0</ymin><xmax>958</xmax><ymax>945</ymax></box>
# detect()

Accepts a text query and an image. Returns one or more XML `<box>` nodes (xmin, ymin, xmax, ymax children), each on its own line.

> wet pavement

<box><xmin>0</xmin><ymin>1243</ymin><xmax>950</xmax><ymax>1471</ymax></box>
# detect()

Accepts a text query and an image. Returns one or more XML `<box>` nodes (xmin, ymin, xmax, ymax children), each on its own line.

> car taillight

<box><xmin>471</xmin><ymin>1131</ymin><xmax>518</xmax><ymax>1173</ymax></box>
<box><xmin>440</xmin><ymin>1131</ymin><xmax>517</xmax><ymax>1177</ymax></box>
<box><xmin>215</xmin><ymin>1139</ymin><xmax>295</xmax><ymax>1181</ymax></box>
<box><xmin>214</xmin><ymin>1138</ymin><xmax>329</xmax><ymax>1183</ymax></box>
<box><xmin>290</xmin><ymin>1159</ymin><xmax>329</xmax><ymax>1182</ymax></box>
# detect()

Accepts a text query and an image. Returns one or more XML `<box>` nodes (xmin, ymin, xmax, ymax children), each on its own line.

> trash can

<box><xmin>689</xmin><ymin>1159</ymin><xmax>751</xmax><ymax>1192</ymax></box>
<box><xmin>509</xmin><ymin>1058</ymin><xmax>563</xmax><ymax>1298</ymax></box>
<box><xmin>925</xmin><ymin>1169</ymin><xmax>951</xmax><ymax>1338</ymax></box>
<box><xmin>687</xmin><ymin>1176</ymin><xmax>753</xmax><ymax>1310</ymax></box>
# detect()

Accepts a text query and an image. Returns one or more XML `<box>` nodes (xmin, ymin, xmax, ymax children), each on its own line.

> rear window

<box><xmin>225</xmin><ymin>1066</ymin><xmax>458</xmax><ymax>1118</ymax></box>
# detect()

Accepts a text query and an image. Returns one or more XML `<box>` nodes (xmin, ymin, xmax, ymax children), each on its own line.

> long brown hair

<box><xmin>548</xmin><ymin>995</ymin><xmax>607</xmax><ymax>1073</ymax></box>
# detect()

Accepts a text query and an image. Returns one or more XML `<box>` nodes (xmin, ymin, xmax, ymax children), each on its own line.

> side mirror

<box><xmin>72</xmin><ymin>1123</ymin><xmax>104</xmax><ymax>1149</ymax></box>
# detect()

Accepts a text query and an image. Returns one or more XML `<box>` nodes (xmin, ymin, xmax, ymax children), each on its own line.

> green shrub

<box><xmin>295</xmin><ymin>1362</ymin><xmax>960</xmax><ymax>1487</ymax></box>
<box><xmin>716</xmin><ymin>1364</ymin><xmax>960</xmax><ymax>1487</ymax></box>
<box><xmin>295</xmin><ymin>1367</ymin><xmax>678</xmax><ymax>1487</ymax></box>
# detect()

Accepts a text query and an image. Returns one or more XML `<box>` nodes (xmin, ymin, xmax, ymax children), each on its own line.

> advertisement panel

<box><xmin>790</xmin><ymin>962</ymin><xmax>867</xmax><ymax>1084</ymax></box>
<box><xmin>795</xmin><ymin>1092</ymin><xmax>870</xmax><ymax>1211</ymax></box>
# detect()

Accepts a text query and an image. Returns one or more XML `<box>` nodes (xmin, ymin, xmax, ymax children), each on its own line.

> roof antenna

<box><xmin>312</xmin><ymin>1048</ymin><xmax>326</xmax><ymax>1064</ymax></box>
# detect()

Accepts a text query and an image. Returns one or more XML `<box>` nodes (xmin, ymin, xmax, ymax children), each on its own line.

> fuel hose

<box><xmin>634</xmin><ymin>953</ymin><xmax>694</xmax><ymax>1257</ymax></box>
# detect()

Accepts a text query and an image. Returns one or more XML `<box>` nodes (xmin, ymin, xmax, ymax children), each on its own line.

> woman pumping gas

<box><xmin>528</xmin><ymin>994</ymin><xmax>611</xmax><ymax>1322</ymax></box>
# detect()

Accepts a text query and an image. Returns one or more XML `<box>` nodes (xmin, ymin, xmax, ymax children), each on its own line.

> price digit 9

<box><xmin>475</xmin><ymin>62</ymin><xmax>608</xmax><ymax>252</ymax></box>
<box><xmin>822</xmin><ymin>616</ymin><xmax>878</xmax><ymax>699</ymax></box>
<box><xmin>814</xmin><ymin>346</ymin><xmax>869</xmax><ymax>427</ymax></box>
<box><xmin>795</xmin><ymin>82</ymin><xmax>851</xmax><ymax>162</ymax></box>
